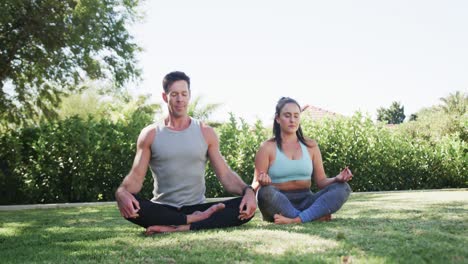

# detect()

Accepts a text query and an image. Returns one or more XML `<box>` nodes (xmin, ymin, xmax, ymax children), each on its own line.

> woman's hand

<box><xmin>335</xmin><ymin>166</ymin><xmax>353</xmax><ymax>183</ymax></box>
<box><xmin>257</xmin><ymin>171</ymin><xmax>272</xmax><ymax>186</ymax></box>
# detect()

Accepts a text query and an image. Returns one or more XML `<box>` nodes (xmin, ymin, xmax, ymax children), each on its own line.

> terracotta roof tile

<box><xmin>302</xmin><ymin>105</ymin><xmax>343</xmax><ymax>121</ymax></box>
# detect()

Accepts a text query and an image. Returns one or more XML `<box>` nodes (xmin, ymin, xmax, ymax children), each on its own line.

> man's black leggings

<box><xmin>126</xmin><ymin>194</ymin><xmax>253</xmax><ymax>230</ymax></box>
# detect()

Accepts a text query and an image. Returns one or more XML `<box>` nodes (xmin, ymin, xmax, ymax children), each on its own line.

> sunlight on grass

<box><xmin>0</xmin><ymin>222</ymin><xmax>34</xmax><ymax>237</ymax></box>
<box><xmin>374</xmin><ymin>191</ymin><xmax>468</xmax><ymax>202</ymax></box>
<box><xmin>345</xmin><ymin>190</ymin><xmax>468</xmax><ymax>216</ymax></box>
<box><xmin>0</xmin><ymin>190</ymin><xmax>467</xmax><ymax>263</ymax></box>
<box><xmin>197</xmin><ymin>229</ymin><xmax>337</xmax><ymax>255</ymax></box>
<box><xmin>246</xmin><ymin>230</ymin><xmax>337</xmax><ymax>255</ymax></box>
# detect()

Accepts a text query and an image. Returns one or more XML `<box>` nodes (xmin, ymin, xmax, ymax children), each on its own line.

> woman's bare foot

<box><xmin>273</xmin><ymin>214</ymin><xmax>301</xmax><ymax>224</ymax></box>
<box><xmin>145</xmin><ymin>224</ymin><xmax>190</xmax><ymax>235</ymax></box>
<box><xmin>273</xmin><ymin>214</ymin><xmax>332</xmax><ymax>224</ymax></box>
<box><xmin>187</xmin><ymin>203</ymin><xmax>225</xmax><ymax>224</ymax></box>
<box><xmin>317</xmin><ymin>214</ymin><xmax>332</xmax><ymax>222</ymax></box>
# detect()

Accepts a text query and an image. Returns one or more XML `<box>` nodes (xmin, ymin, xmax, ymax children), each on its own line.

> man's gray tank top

<box><xmin>149</xmin><ymin>118</ymin><xmax>208</xmax><ymax>208</ymax></box>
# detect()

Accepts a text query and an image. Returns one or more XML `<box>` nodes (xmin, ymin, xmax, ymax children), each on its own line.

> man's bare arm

<box><xmin>201</xmin><ymin>124</ymin><xmax>256</xmax><ymax>219</ymax></box>
<box><xmin>115</xmin><ymin>125</ymin><xmax>155</xmax><ymax>218</ymax></box>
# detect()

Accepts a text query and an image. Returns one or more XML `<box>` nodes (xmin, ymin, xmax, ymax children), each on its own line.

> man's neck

<box><xmin>164</xmin><ymin>115</ymin><xmax>191</xmax><ymax>131</ymax></box>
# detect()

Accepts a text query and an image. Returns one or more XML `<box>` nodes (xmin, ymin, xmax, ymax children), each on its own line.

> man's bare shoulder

<box><xmin>199</xmin><ymin>121</ymin><xmax>218</xmax><ymax>140</ymax></box>
<box><xmin>140</xmin><ymin>123</ymin><xmax>157</xmax><ymax>136</ymax></box>
<box><xmin>138</xmin><ymin>124</ymin><xmax>157</xmax><ymax>146</ymax></box>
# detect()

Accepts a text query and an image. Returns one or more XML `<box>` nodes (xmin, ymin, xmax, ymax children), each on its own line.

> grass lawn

<box><xmin>1</xmin><ymin>189</ymin><xmax>467</xmax><ymax>263</ymax></box>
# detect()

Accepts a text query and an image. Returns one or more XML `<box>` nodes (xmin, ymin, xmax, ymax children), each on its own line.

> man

<box><xmin>115</xmin><ymin>71</ymin><xmax>256</xmax><ymax>234</ymax></box>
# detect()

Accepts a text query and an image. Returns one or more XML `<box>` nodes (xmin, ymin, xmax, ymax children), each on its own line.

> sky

<box><xmin>128</xmin><ymin>0</ymin><xmax>468</xmax><ymax>124</ymax></box>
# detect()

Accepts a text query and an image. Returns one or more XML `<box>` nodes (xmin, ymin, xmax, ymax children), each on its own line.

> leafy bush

<box><xmin>205</xmin><ymin>114</ymin><xmax>268</xmax><ymax>197</ymax></box>
<box><xmin>301</xmin><ymin>113</ymin><xmax>467</xmax><ymax>191</ymax></box>
<box><xmin>0</xmin><ymin>109</ymin><xmax>155</xmax><ymax>205</ymax></box>
<box><xmin>1</xmin><ymin>111</ymin><xmax>466</xmax><ymax>205</ymax></box>
<box><xmin>399</xmin><ymin>109</ymin><xmax>468</xmax><ymax>142</ymax></box>
<box><xmin>0</xmin><ymin>130</ymin><xmax>25</xmax><ymax>203</ymax></box>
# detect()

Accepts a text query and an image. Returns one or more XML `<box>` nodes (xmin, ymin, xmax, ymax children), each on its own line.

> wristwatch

<box><xmin>242</xmin><ymin>185</ymin><xmax>254</xmax><ymax>196</ymax></box>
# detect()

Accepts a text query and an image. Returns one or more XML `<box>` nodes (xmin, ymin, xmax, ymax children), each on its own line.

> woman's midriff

<box><xmin>272</xmin><ymin>180</ymin><xmax>311</xmax><ymax>191</ymax></box>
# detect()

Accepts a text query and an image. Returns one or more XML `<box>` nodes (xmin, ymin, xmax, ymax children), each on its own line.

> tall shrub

<box><xmin>301</xmin><ymin>113</ymin><xmax>467</xmax><ymax>191</ymax></box>
<box><xmin>205</xmin><ymin>114</ymin><xmax>268</xmax><ymax>197</ymax></box>
<box><xmin>0</xmin><ymin>107</ymin><xmax>154</xmax><ymax>204</ymax></box>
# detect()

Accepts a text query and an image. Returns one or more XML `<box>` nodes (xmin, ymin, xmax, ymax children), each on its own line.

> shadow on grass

<box><xmin>319</xmin><ymin>202</ymin><xmax>468</xmax><ymax>263</ymax></box>
<box><xmin>0</xmin><ymin>197</ymin><xmax>467</xmax><ymax>263</ymax></box>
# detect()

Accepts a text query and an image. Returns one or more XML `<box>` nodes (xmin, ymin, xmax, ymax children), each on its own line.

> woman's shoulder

<box><xmin>259</xmin><ymin>138</ymin><xmax>277</xmax><ymax>152</ymax></box>
<box><xmin>304</xmin><ymin>137</ymin><xmax>318</xmax><ymax>149</ymax></box>
<box><xmin>303</xmin><ymin>138</ymin><xmax>320</xmax><ymax>159</ymax></box>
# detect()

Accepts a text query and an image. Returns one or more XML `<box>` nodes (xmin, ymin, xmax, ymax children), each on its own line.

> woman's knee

<box><xmin>320</xmin><ymin>182</ymin><xmax>352</xmax><ymax>213</ymax></box>
<box><xmin>331</xmin><ymin>181</ymin><xmax>351</xmax><ymax>191</ymax></box>
<box><xmin>256</xmin><ymin>185</ymin><xmax>279</xmax><ymax>222</ymax></box>
<box><xmin>256</xmin><ymin>185</ymin><xmax>277</xmax><ymax>203</ymax></box>
<box><xmin>328</xmin><ymin>182</ymin><xmax>352</xmax><ymax>199</ymax></box>
<box><xmin>341</xmin><ymin>182</ymin><xmax>352</xmax><ymax>194</ymax></box>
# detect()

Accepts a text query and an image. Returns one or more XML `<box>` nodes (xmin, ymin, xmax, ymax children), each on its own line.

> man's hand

<box><xmin>238</xmin><ymin>188</ymin><xmax>256</xmax><ymax>220</ymax></box>
<box><xmin>257</xmin><ymin>172</ymin><xmax>272</xmax><ymax>186</ymax></box>
<box><xmin>115</xmin><ymin>187</ymin><xmax>140</xmax><ymax>219</ymax></box>
<box><xmin>335</xmin><ymin>166</ymin><xmax>353</xmax><ymax>183</ymax></box>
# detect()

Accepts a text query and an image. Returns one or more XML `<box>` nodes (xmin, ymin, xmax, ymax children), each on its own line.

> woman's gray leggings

<box><xmin>256</xmin><ymin>182</ymin><xmax>352</xmax><ymax>223</ymax></box>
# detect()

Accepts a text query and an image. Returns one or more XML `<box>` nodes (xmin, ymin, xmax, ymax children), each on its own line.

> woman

<box><xmin>252</xmin><ymin>97</ymin><xmax>352</xmax><ymax>224</ymax></box>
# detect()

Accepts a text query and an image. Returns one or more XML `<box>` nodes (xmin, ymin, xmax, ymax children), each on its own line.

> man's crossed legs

<box><xmin>126</xmin><ymin>194</ymin><xmax>253</xmax><ymax>234</ymax></box>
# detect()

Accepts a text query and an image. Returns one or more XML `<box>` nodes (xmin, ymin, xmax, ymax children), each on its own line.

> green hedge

<box><xmin>301</xmin><ymin>113</ymin><xmax>467</xmax><ymax>191</ymax></box>
<box><xmin>1</xmin><ymin>113</ymin><xmax>466</xmax><ymax>205</ymax></box>
<box><xmin>205</xmin><ymin>114</ymin><xmax>268</xmax><ymax>198</ymax></box>
<box><xmin>0</xmin><ymin>113</ymin><xmax>155</xmax><ymax>205</ymax></box>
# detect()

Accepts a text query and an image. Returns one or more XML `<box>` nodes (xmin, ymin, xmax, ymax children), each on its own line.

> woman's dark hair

<box><xmin>162</xmin><ymin>71</ymin><xmax>190</xmax><ymax>93</ymax></box>
<box><xmin>273</xmin><ymin>97</ymin><xmax>310</xmax><ymax>151</ymax></box>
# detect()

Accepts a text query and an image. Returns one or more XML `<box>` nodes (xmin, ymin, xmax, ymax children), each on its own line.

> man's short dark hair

<box><xmin>162</xmin><ymin>71</ymin><xmax>190</xmax><ymax>93</ymax></box>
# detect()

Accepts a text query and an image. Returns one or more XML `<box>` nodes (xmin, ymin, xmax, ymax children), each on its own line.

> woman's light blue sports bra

<box><xmin>268</xmin><ymin>142</ymin><xmax>313</xmax><ymax>183</ymax></box>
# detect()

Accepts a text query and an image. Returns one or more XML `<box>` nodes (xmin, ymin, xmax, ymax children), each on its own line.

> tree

<box><xmin>400</xmin><ymin>107</ymin><xmax>468</xmax><ymax>142</ymax></box>
<box><xmin>58</xmin><ymin>84</ymin><xmax>161</xmax><ymax>123</ymax></box>
<box><xmin>188</xmin><ymin>95</ymin><xmax>222</xmax><ymax>121</ymax></box>
<box><xmin>0</xmin><ymin>0</ymin><xmax>141</xmax><ymax>127</ymax></box>
<box><xmin>377</xmin><ymin>101</ymin><xmax>406</xmax><ymax>124</ymax></box>
<box><xmin>58</xmin><ymin>85</ymin><xmax>105</xmax><ymax>120</ymax></box>
<box><xmin>439</xmin><ymin>91</ymin><xmax>467</xmax><ymax>116</ymax></box>
<box><xmin>408</xmin><ymin>113</ymin><xmax>418</xmax><ymax>121</ymax></box>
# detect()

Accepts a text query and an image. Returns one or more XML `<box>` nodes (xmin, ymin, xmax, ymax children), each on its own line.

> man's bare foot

<box><xmin>273</xmin><ymin>214</ymin><xmax>301</xmax><ymax>225</ymax></box>
<box><xmin>145</xmin><ymin>224</ymin><xmax>190</xmax><ymax>235</ymax></box>
<box><xmin>187</xmin><ymin>203</ymin><xmax>225</xmax><ymax>224</ymax></box>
